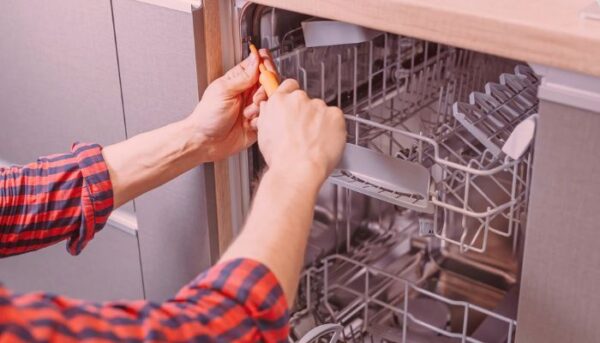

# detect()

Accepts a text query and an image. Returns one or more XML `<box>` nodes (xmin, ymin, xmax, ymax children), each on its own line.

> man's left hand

<box><xmin>187</xmin><ymin>48</ymin><xmax>275</xmax><ymax>162</ymax></box>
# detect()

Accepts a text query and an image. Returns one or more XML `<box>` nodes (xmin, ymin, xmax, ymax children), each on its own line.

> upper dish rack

<box><xmin>266</xmin><ymin>31</ymin><xmax>538</xmax><ymax>254</ymax></box>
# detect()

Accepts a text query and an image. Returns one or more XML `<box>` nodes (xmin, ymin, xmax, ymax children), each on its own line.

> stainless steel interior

<box><xmin>240</xmin><ymin>4</ymin><xmax>537</xmax><ymax>342</ymax></box>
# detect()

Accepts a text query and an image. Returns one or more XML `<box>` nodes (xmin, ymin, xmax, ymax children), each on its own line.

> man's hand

<box><xmin>220</xmin><ymin>79</ymin><xmax>346</xmax><ymax>305</ymax></box>
<box><xmin>187</xmin><ymin>48</ymin><xmax>275</xmax><ymax>162</ymax></box>
<box><xmin>103</xmin><ymin>48</ymin><xmax>277</xmax><ymax>208</ymax></box>
<box><xmin>256</xmin><ymin>79</ymin><xmax>346</xmax><ymax>185</ymax></box>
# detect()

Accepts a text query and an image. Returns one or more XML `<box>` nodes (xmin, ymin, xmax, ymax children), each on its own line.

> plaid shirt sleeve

<box><xmin>0</xmin><ymin>258</ymin><xmax>290</xmax><ymax>342</ymax></box>
<box><xmin>0</xmin><ymin>142</ymin><xmax>113</xmax><ymax>257</ymax></box>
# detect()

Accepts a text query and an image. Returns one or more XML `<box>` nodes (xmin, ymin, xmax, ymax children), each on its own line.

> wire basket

<box><xmin>272</xmin><ymin>32</ymin><xmax>537</xmax><ymax>254</ymax></box>
<box><xmin>290</xmin><ymin>254</ymin><xmax>517</xmax><ymax>343</ymax></box>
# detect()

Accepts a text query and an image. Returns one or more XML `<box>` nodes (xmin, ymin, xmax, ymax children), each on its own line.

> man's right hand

<box><xmin>254</xmin><ymin>79</ymin><xmax>346</xmax><ymax>185</ymax></box>
<box><xmin>222</xmin><ymin>79</ymin><xmax>346</xmax><ymax>306</ymax></box>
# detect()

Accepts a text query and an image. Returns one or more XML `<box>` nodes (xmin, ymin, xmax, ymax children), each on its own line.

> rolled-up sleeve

<box><xmin>172</xmin><ymin>258</ymin><xmax>290</xmax><ymax>342</ymax></box>
<box><xmin>0</xmin><ymin>142</ymin><xmax>114</xmax><ymax>257</ymax></box>
<box><xmin>0</xmin><ymin>258</ymin><xmax>290</xmax><ymax>342</ymax></box>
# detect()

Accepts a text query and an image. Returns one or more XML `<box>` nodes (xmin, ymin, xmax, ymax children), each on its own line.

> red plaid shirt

<box><xmin>0</xmin><ymin>143</ymin><xmax>289</xmax><ymax>342</ymax></box>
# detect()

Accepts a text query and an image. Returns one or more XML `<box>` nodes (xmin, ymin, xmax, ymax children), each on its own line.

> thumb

<box><xmin>221</xmin><ymin>53</ymin><xmax>259</xmax><ymax>93</ymax></box>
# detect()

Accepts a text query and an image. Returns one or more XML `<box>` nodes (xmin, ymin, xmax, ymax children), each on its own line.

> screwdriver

<box><xmin>249</xmin><ymin>44</ymin><xmax>279</xmax><ymax>97</ymax></box>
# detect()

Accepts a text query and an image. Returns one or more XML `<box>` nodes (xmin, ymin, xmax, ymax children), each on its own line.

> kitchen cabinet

<box><xmin>0</xmin><ymin>224</ymin><xmax>143</xmax><ymax>302</ymax></box>
<box><xmin>0</xmin><ymin>0</ymin><xmax>127</xmax><ymax>161</ymax></box>
<box><xmin>111</xmin><ymin>0</ymin><xmax>216</xmax><ymax>301</ymax></box>
<box><xmin>0</xmin><ymin>0</ymin><xmax>140</xmax><ymax>300</ymax></box>
<box><xmin>0</xmin><ymin>0</ymin><xmax>219</xmax><ymax>303</ymax></box>
<box><xmin>517</xmin><ymin>99</ymin><xmax>600</xmax><ymax>342</ymax></box>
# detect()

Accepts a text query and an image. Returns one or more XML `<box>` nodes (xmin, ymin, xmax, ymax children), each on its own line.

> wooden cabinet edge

<box><xmin>192</xmin><ymin>0</ymin><xmax>234</xmax><ymax>260</ymax></box>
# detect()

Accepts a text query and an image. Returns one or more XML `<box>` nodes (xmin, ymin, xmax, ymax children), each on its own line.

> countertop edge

<box><xmin>251</xmin><ymin>0</ymin><xmax>600</xmax><ymax>78</ymax></box>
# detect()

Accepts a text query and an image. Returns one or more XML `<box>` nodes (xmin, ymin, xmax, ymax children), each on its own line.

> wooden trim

<box><xmin>252</xmin><ymin>0</ymin><xmax>600</xmax><ymax>77</ymax></box>
<box><xmin>196</xmin><ymin>0</ymin><xmax>234</xmax><ymax>257</ymax></box>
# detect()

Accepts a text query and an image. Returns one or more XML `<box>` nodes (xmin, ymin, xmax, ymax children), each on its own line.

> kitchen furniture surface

<box><xmin>0</xmin><ymin>224</ymin><xmax>144</xmax><ymax>301</ymax></box>
<box><xmin>0</xmin><ymin>0</ymin><xmax>140</xmax><ymax>300</ymax></box>
<box><xmin>0</xmin><ymin>0</ymin><xmax>216</xmax><ymax>302</ymax></box>
<box><xmin>252</xmin><ymin>0</ymin><xmax>600</xmax><ymax>77</ymax></box>
<box><xmin>0</xmin><ymin>0</ymin><xmax>127</xmax><ymax>161</ymax></box>
<box><xmin>111</xmin><ymin>0</ymin><xmax>215</xmax><ymax>301</ymax></box>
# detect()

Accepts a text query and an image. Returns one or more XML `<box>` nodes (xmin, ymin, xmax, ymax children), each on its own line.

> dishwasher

<box><xmin>238</xmin><ymin>4</ymin><xmax>538</xmax><ymax>343</ymax></box>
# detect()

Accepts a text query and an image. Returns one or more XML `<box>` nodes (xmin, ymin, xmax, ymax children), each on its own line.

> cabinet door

<box><xmin>0</xmin><ymin>225</ymin><xmax>144</xmax><ymax>301</ymax></box>
<box><xmin>0</xmin><ymin>0</ymin><xmax>127</xmax><ymax>162</ymax></box>
<box><xmin>0</xmin><ymin>0</ymin><xmax>142</xmax><ymax>301</ymax></box>
<box><xmin>112</xmin><ymin>0</ymin><xmax>215</xmax><ymax>301</ymax></box>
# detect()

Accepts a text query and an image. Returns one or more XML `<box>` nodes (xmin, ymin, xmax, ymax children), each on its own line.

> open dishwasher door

<box><xmin>234</xmin><ymin>3</ymin><xmax>540</xmax><ymax>342</ymax></box>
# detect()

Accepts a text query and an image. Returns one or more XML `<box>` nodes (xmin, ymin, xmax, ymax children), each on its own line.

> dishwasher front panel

<box><xmin>236</xmin><ymin>3</ymin><xmax>537</xmax><ymax>342</ymax></box>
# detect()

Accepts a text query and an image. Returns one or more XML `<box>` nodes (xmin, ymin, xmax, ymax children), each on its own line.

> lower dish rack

<box><xmin>290</xmin><ymin>205</ymin><xmax>519</xmax><ymax>343</ymax></box>
<box><xmin>290</xmin><ymin>254</ymin><xmax>517</xmax><ymax>343</ymax></box>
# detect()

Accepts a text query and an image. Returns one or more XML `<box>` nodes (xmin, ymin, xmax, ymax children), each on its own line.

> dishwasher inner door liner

<box><xmin>241</xmin><ymin>5</ymin><xmax>537</xmax><ymax>342</ymax></box>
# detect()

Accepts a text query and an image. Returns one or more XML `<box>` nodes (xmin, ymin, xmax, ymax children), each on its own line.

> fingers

<box><xmin>256</xmin><ymin>102</ymin><xmax>267</xmax><ymax>131</ymax></box>
<box><xmin>222</xmin><ymin>52</ymin><xmax>259</xmax><ymax>93</ymax></box>
<box><xmin>258</xmin><ymin>48</ymin><xmax>279</xmax><ymax>81</ymax></box>
<box><xmin>245</xmin><ymin>102</ymin><xmax>263</xmax><ymax>131</ymax></box>
<box><xmin>250</xmin><ymin>79</ymin><xmax>301</xmax><ymax>127</ymax></box>
<box><xmin>243</xmin><ymin>116</ymin><xmax>258</xmax><ymax>136</ymax></box>
<box><xmin>253</xmin><ymin>86</ymin><xmax>267</xmax><ymax>105</ymax></box>
<box><xmin>250</xmin><ymin>116</ymin><xmax>259</xmax><ymax>130</ymax></box>
<box><xmin>274</xmin><ymin>79</ymin><xmax>300</xmax><ymax>95</ymax></box>
<box><xmin>246</xmin><ymin>79</ymin><xmax>301</xmax><ymax>126</ymax></box>
<box><xmin>242</xmin><ymin>85</ymin><xmax>267</xmax><ymax>121</ymax></box>
<box><xmin>243</xmin><ymin>102</ymin><xmax>260</xmax><ymax>119</ymax></box>
<box><xmin>258</xmin><ymin>48</ymin><xmax>274</xmax><ymax>66</ymax></box>
<box><xmin>243</xmin><ymin>46</ymin><xmax>261</xmax><ymax>69</ymax></box>
<box><xmin>217</xmin><ymin>47</ymin><xmax>277</xmax><ymax>96</ymax></box>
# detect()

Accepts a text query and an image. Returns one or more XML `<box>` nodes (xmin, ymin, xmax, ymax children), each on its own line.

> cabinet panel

<box><xmin>0</xmin><ymin>0</ymin><xmax>127</xmax><ymax>163</ymax></box>
<box><xmin>517</xmin><ymin>101</ymin><xmax>600</xmax><ymax>342</ymax></box>
<box><xmin>0</xmin><ymin>226</ymin><xmax>144</xmax><ymax>301</ymax></box>
<box><xmin>0</xmin><ymin>0</ymin><xmax>142</xmax><ymax>301</ymax></box>
<box><xmin>112</xmin><ymin>0</ymin><xmax>214</xmax><ymax>301</ymax></box>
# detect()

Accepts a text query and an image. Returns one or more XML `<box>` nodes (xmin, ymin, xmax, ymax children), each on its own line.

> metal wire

<box><xmin>274</xmin><ymin>31</ymin><xmax>537</xmax><ymax>254</ymax></box>
<box><xmin>293</xmin><ymin>254</ymin><xmax>517</xmax><ymax>343</ymax></box>
<box><xmin>266</xmin><ymin>24</ymin><xmax>532</xmax><ymax>343</ymax></box>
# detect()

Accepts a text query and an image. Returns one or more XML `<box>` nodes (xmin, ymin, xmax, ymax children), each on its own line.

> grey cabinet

<box><xmin>0</xmin><ymin>0</ymin><xmax>126</xmax><ymax>162</ymax></box>
<box><xmin>0</xmin><ymin>225</ymin><xmax>143</xmax><ymax>302</ymax></box>
<box><xmin>0</xmin><ymin>0</ymin><xmax>141</xmax><ymax>301</ymax></box>
<box><xmin>516</xmin><ymin>100</ymin><xmax>600</xmax><ymax>342</ymax></box>
<box><xmin>0</xmin><ymin>0</ymin><xmax>216</xmax><ymax>303</ymax></box>
<box><xmin>112</xmin><ymin>0</ymin><xmax>215</xmax><ymax>301</ymax></box>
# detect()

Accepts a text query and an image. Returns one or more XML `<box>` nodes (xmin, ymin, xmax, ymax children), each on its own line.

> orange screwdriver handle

<box><xmin>250</xmin><ymin>44</ymin><xmax>279</xmax><ymax>97</ymax></box>
<box><xmin>259</xmin><ymin>64</ymin><xmax>279</xmax><ymax>97</ymax></box>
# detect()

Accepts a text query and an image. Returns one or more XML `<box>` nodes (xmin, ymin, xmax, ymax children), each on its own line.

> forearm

<box><xmin>102</xmin><ymin>117</ymin><xmax>211</xmax><ymax>208</ymax></box>
<box><xmin>1</xmin><ymin>258</ymin><xmax>288</xmax><ymax>342</ymax></box>
<box><xmin>220</xmin><ymin>165</ymin><xmax>324</xmax><ymax>305</ymax></box>
<box><xmin>0</xmin><ymin>143</ymin><xmax>113</xmax><ymax>256</ymax></box>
